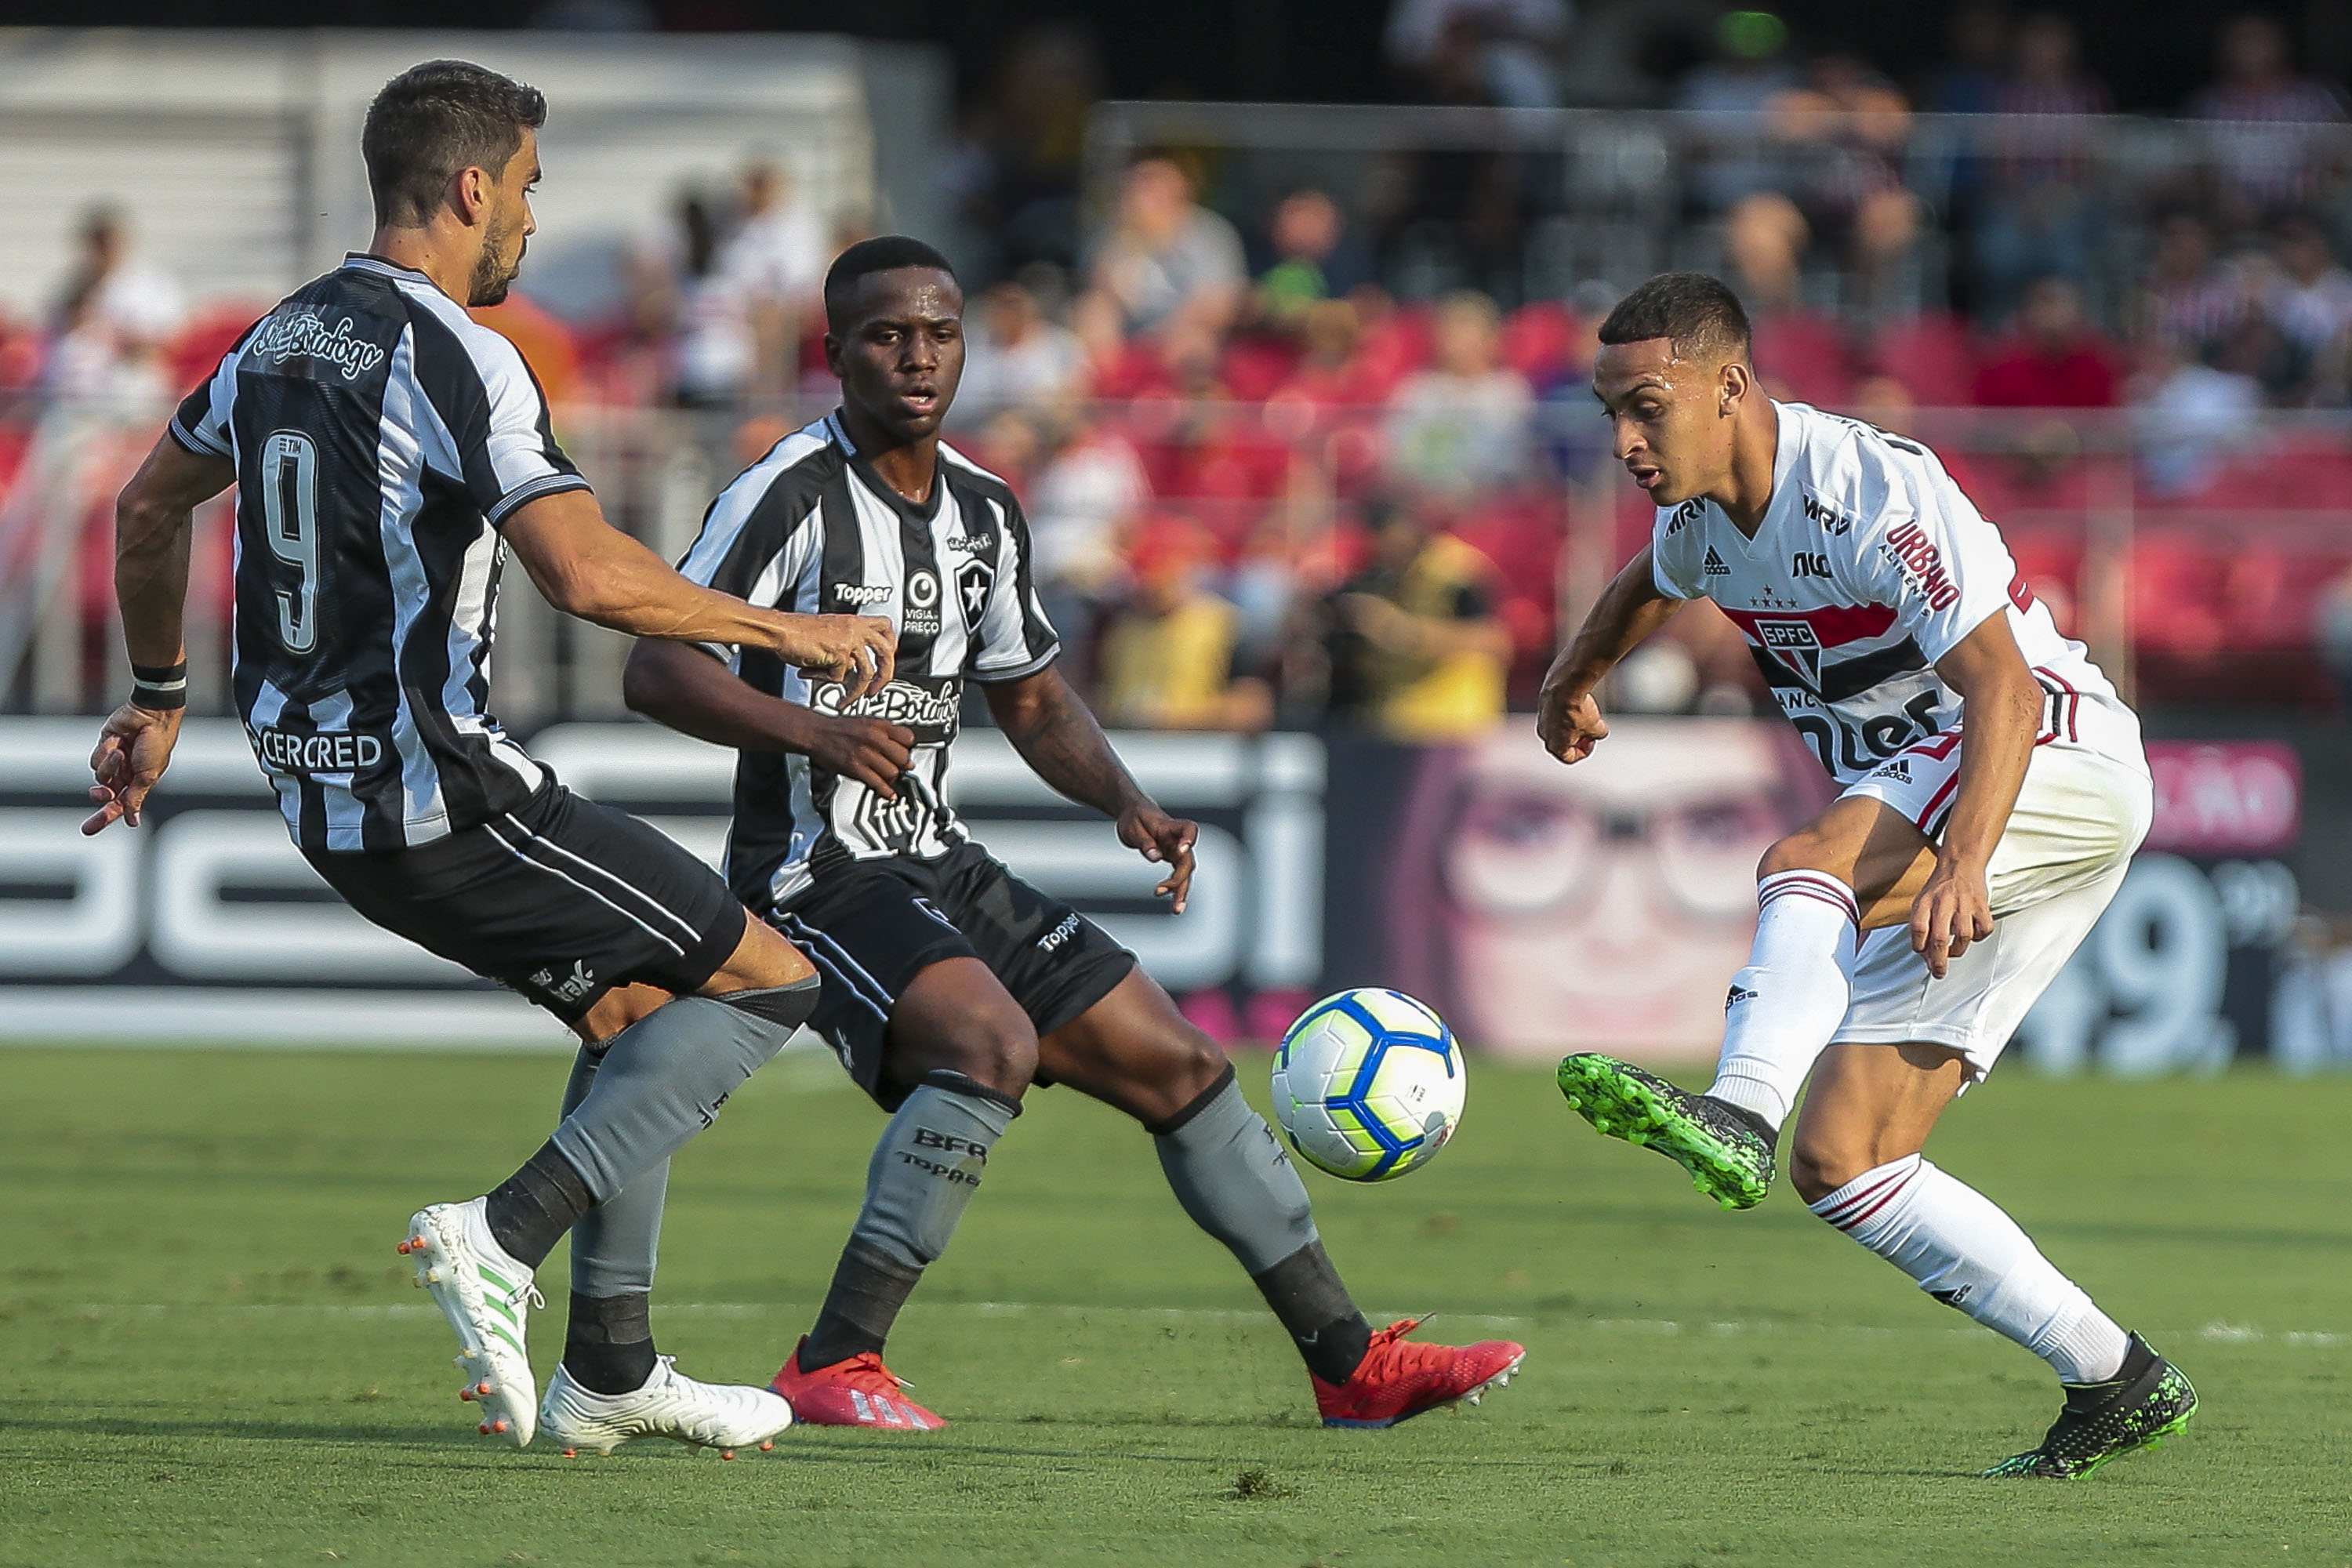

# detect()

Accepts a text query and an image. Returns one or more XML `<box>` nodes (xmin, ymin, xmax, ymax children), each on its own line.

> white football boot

<box><xmin>400</xmin><ymin>1197</ymin><xmax>543</xmax><ymax>1447</ymax></box>
<box><xmin>539</xmin><ymin>1356</ymin><xmax>795</xmax><ymax>1457</ymax></box>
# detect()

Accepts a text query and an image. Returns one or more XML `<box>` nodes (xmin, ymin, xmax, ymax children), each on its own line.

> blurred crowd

<box><xmin>16</xmin><ymin>7</ymin><xmax>2352</xmax><ymax>727</ymax></box>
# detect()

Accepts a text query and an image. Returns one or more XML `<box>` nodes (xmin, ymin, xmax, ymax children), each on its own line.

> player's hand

<box><xmin>1119</xmin><ymin>804</ymin><xmax>1198</xmax><ymax>915</ymax></box>
<box><xmin>772</xmin><ymin>614</ymin><xmax>896</xmax><ymax>703</ymax></box>
<box><xmin>806</xmin><ymin>713</ymin><xmax>915</xmax><ymax>800</ymax></box>
<box><xmin>1909</xmin><ymin>858</ymin><xmax>1994</xmax><ymax>980</ymax></box>
<box><xmin>83</xmin><ymin>702</ymin><xmax>185</xmax><ymax>834</ymax></box>
<box><xmin>1535</xmin><ymin>680</ymin><xmax>1608</xmax><ymax>764</ymax></box>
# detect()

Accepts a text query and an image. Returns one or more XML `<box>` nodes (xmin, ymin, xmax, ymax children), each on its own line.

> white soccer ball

<box><xmin>1271</xmin><ymin>988</ymin><xmax>1465</xmax><ymax>1182</ymax></box>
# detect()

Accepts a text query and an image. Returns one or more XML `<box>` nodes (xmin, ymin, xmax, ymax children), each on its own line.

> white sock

<box><xmin>1810</xmin><ymin>1154</ymin><xmax>2130</xmax><ymax>1384</ymax></box>
<box><xmin>1705</xmin><ymin>870</ymin><xmax>1861</xmax><ymax>1129</ymax></box>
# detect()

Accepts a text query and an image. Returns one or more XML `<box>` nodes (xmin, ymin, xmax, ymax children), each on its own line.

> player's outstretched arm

<box><xmin>504</xmin><ymin>489</ymin><xmax>896</xmax><ymax>700</ymax></box>
<box><xmin>621</xmin><ymin>637</ymin><xmax>916</xmax><ymax>800</ymax></box>
<box><xmin>85</xmin><ymin>435</ymin><xmax>235</xmax><ymax>834</ymax></box>
<box><xmin>1910</xmin><ymin>612</ymin><xmax>2044</xmax><ymax>978</ymax></box>
<box><xmin>984</xmin><ymin>666</ymin><xmax>1200</xmax><ymax>913</ymax></box>
<box><xmin>1534</xmin><ymin>546</ymin><xmax>1684</xmax><ymax>764</ymax></box>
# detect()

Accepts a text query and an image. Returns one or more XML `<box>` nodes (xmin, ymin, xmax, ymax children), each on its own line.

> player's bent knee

<box><xmin>1788</xmin><ymin>1131</ymin><xmax>1875</xmax><ymax>1204</ymax></box>
<box><xmin>932</xmin><ymin>1011</ymin><xmax>1039</xmax><ymax>1101</ymax></box>
<box><xmin>708</xmin><ymin>913</ymin><xmax>816</xmax><ymax>993</ymax></box>
<box><xmin>1757</xmin><ymin>831</ymin><xmax>1827</xmax><ymax>882</ymax></box>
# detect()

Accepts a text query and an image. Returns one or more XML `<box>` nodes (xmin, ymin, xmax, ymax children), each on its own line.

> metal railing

<box><xmin>9</xmin><ymin>392</ymin><xmax>2352</xmax><ymax>725</ymax></box>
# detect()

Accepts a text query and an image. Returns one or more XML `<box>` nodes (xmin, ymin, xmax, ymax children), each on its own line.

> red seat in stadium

<box><xmin>2128</xmin><ymin>539</ymin><xmax>2230</xmax><ymax>657</ymax></box>
<box><xmin>1866</xmin><ymin>313</ymin><xmax>1978</xmax><ymax>409</ymax></box>
<box><xmin>1751</xmin><ymin>310</ymin><xmax>1854</xmax><ymax>409</ymax></box>
<box><xmin>167</xmin><ymin>305</ymin><xmax>268</xmax><ymax>394</ymax></box>
<box><xmin>1500</xmin><ymin>301</ymin><xmax>1583</xmax><ymax>386</ymax></box>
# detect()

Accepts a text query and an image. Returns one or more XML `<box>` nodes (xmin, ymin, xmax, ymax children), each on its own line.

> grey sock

<box><xmin>854</xmin><ymin>1072</ymin><xmax>1021</xmax><ymax>1271</ymax></box>
<box><xmin>547</xmin><ymin>978</ymin><xmax>813</xmax><ymax>1203</ymax></box>
<box><xmin>557</xmin><ymin>1040</ymin><xmax>671</xmax><ymax>1299</ymax></box>
<box><xmin>1151</xmin><ymin>1067</ymin><xmax>1369</xmax><ymax>1382</ymax></box>
<box><xmin>1151</xmin><ymin>1066</ymin><xmax>1319</xmax><ymax>1274</ymax></box>
<box><xmin>797</xmin><ymin>1072</ymin><xmax>1019</xmax><ymax>1363</ymax></box>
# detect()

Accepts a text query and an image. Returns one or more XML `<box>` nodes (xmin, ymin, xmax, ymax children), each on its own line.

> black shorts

<box><xmin>306</xmin><ymin>779</ymin><xmax>743</xmax><ymax>1025</ymax></box>
<box><xmin>769</xmin><ymin>840</ymin><xmax>1137</xmax><ymax>1111</ymax></box>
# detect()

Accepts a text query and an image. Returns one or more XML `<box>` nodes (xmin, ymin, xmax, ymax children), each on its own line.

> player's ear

<box><xmin>451</xmin><ymin>163</ymin><xmax>493</xmax><ymax>229</ymax></box>
<box><xmin>1719</xmin><ymin>357</ymin><xmax>1752</xmax><ymax>416</ymax></box>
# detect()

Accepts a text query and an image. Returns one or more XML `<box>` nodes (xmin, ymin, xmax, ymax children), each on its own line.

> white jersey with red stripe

<box><xmin>1650</xmin><ymin>400</ymin><xmax>2143</xmax><ymax>789</ymax></box>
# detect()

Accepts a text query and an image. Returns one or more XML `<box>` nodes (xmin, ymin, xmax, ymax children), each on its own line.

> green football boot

<box><xmin>1555</xmin><ymin>1054</ymin><xmax>1778</xmax><ymax>1210</ymax></box>
<box><xmin>1984</xmin><ymin>1334</ymin><xmax>2197</xmax><ymax>1479</ymax></box>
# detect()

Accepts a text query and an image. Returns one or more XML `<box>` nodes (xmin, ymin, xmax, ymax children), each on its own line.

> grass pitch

<box><xmin>2</xmin><ymin>1044</ymin><xmax>2350</xmax><ymax>1568</ymax></box>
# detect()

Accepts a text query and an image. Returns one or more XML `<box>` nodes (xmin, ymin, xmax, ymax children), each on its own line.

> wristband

<box><xmin>131</xmin><ymin>659</ymin><xmax>188</xmax><ymax>712</ymax></box>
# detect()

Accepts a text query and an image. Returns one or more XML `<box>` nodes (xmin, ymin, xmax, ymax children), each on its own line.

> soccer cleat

<box><xmin>1984</xmin><ymin>1334</ymin><xmax>2198</xmax><ymax>1479</ymax></box>
<box><xmin>539</xmin><ymin>1356</ymin><xmax>793</xmax><ymax>1457</ymax></box>
<box><xmin>770</xmin><ymin>1338</ymin><xmax>946</xmax><ymax>1430</ymax></box>
<box><xmin>402</xmin><ymin>1197</ymin><xmax>543</xmax><ymax>1448</ymax></box>
<box><xmin>1556</xmin><ymin>1053</ymin><xmax>1777</xmax><ymax>1210</ymax></box>
<box><xmin>1313</xmin><ymin>1317</ymin><xmax>1526</xmax><ymax>1429</ymax></box>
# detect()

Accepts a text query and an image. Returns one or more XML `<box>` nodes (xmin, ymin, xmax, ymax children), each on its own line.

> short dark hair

<box><xmin>823</xmin><ymin>235</ymin><xmax>958</xmax><ymax>326</ymax></box>
<box><xmin>1598</xmin><ymin>272</ymin><xmax>1752</xmax><ymax>364</ymax></box>
<box><xmin>363</xmin><ymin>60</ymin><xmax>547</xmax><ymax>227</ymax></box>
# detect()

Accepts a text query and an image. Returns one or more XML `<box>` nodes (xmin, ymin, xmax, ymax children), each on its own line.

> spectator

<box><xmin>1385</xmin><ymin>0</ymin><xmax>1569</xmax><ymax>109</ymax></box>
<box><xmin>641</xmin><ymin>193</ymin><xmax>752</xmax><ymax>409</ymax></box>
<box><xmin>1383</xmin><ymin>291</ymin><xmax>1534</xmax><ymax>495</ymax></box>
<box><xmin>1255</xmin><ymin>188</ymin><xmax>1372</xmax><ymax>328</ymax></box>
<box><xmin>2263</xmin><ymin>213</ymin><xmax>2352</xmax><ymax>402</ymax></box>
<box><xmin>1025</xmin><ymin>413</ymin><xmax>1152</xmax><ymax>662</ymax></box>
<box><xmin>954</xmin><ymin>267</ymin><xmax>1087</xmax><ymax>428</ymax></box>
<box><xmin>1969</xmin><ymin>12</ymin><xmax>2111</xmax><ymax>322</ymax></box>
<box><xmin>1327</xmin><ymin>500</ymin><xmax>1510</xmax><ymax>741</ymax></box>
<box><xmin>720</xmin><ymin>161</ymin><xmax>828</xmax><ymax>397</ymax></box>
<box><xmin>2137</xmin><ymin>210</ymin><xmax>2244</xmax><ymax>358</ymax></box>
<box><xmin>2130</xmin><ymin>331</ymin><xmax>2259</xmax><ymax>495</ymax></box>
<box><xmin>1735</xmin><ymin>53</ymin><xmax>1921</xmax><ymax>318</ymax></box>
<box><xmin>1925</xmin><ymin>2</ymin><xmax>2012</xmax><ymax>116</ymax></box>
<box><xmin>44</xmin><ymin>205</ymin><xmax>183</xmax><ymax>404</ymax></box>
<box><xmin>2189</xmin><ymin>14</ymin><xmax>2350</xmax><ymax>220</ymax></box>
<box><xmin>1675</xmin><ymin>11</ymin><xmax>1802</xmax><ymax>221</ymax></box>
<box><xmin>1974</xmin><ymin>276</ymin><xmax>2119</xmax><ymax>407</ymax></box>
<box><xmin>1097</xmin><ymin>517</ymin><xmax>1271</xmax><ymax>731</ymax></box>
<box><xmin>1081</xmin><ymin>156</ymin><xmax>1247</xmax><ymax>339</ymax></box>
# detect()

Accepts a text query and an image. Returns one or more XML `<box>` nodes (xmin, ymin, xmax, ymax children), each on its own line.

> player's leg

<box><xmin>1557</xmin><ymin>784</ymin><xmax>1939</xmax><ymax>1207</ymax></box>
<box><xmin>1791</xmin><ymin>1037</ymin><xmax>2194</xmax><ymax>1478</ymax></box>
<box><xmin>768</xmin><ymin>884</ymin><xmax>1036</xmax><ymax>1426</ymax></box>
<box><xmin>1038</xmin><ymin>970</ymin><xmax>1526</xmax><ymax>1427</ymax></box>
<box><xmin>346</xmin><ymin>786</ymin><xmax>817</xmax><ymax>1444</ymax></box>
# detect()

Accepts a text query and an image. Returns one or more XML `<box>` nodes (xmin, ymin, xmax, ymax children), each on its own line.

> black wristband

<box><xmin>131</xmin><ymin>660</ymin><xmax>188</xmax><ymax>711</ymax></box>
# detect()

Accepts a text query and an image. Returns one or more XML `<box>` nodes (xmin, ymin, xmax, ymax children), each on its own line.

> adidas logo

<box><xmin>1725</xmin><ymin>983</ymin><xmax>1757</xmax><ymax>1011</ymax></box>
<box><xmin>1876</xmin><ymin>759</ymin><xmax>1912</xmax><ymax>782</ymax></box>
<box><xmin>1704</xmin><ymin>546</ymin><xmax>1731</xmax><ymax>575</ymax></box>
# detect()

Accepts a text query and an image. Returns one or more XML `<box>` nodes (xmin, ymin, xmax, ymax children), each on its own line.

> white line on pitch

<box><xmin>26</xmin><ymin>1303</ymin><xmax>2345</xmax><ymax>1346</ymax></box>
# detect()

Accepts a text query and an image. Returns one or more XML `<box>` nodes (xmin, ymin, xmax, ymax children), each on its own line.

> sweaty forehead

<box><xmin>843</xmin><ymin>267</ymin><xmax>963</xmax><ymax>325</ymax></box>
<box><xmin>1592</xmin><ymin>338</ymin><xmax>1682</xmax><ymax>398</ymax></box>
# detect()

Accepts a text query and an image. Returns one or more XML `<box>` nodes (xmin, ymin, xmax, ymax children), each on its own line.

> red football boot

<box><xmin>770</xmin><ymin>1338</ymin><xmax>947</xmax><ymax>1430</ymax></box>
<box><xmin>1312</xmin><ymin>1317</ymin><xmax>1526</xmax><ymax>1428</ymax></box>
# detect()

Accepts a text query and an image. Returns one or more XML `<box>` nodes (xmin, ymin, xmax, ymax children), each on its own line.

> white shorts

<box><xmin>1832</xmin><ymin>738</ymin><xmax>2154</xmax><ymax>1077</ymax></box>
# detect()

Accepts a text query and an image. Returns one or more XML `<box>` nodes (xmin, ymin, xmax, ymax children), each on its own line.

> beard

<box><xmin>467</xmin><ymin>218</ymin><xmax>524</xmax><ymax>307</ymax></box>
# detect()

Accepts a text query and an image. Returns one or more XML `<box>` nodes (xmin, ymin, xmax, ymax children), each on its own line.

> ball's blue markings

<box><xmin>1290</xmin><ymin>990</ymin><xmax>1457</xmax><ymax>1180</ymax></box>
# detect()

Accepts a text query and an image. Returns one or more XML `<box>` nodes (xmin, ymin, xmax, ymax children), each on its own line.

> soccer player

<box><xmin>84</xmin><ymin>60</ymin><xmax>898</xmax><ymax>1455</ymax></box>
<box><xmin>617</xmin><ymin>234</ymin><xmax>1526</xmax><ymax>1430</ymax></box>
<box><xmin>1536</xmin><ymin>273</ymin><xmax>2194</xmax><ymax>1479</ymax></box>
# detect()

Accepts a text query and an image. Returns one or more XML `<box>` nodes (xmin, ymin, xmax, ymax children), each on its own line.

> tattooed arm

<box><xmin>983</xmin><ymin>665</ymin><xmax>1199</xmax><ymax>913</ymax></box>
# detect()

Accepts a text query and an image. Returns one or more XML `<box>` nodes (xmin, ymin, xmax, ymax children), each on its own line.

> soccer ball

<box><xmin>1271</xmin><ymin>988</ymin><xmax>1465</xmax><ymax>1182</ymax></box>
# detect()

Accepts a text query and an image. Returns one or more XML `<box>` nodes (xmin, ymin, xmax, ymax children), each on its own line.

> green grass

<box><xmin>2</xmin><ymin>1046</ymin><xmax>2350</xmax><ymax>1567</ymax></box>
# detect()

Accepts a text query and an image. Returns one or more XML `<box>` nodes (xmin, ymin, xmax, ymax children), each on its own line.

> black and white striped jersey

<box><xmin>171</xmin><ymin>254</ymin><xmax>590</xmax><ymax>851</ymax></box>
<box><xmin>676</xmin><ymin>412</ymin><xmax>1061</xmax><ymax>911</ymax></box>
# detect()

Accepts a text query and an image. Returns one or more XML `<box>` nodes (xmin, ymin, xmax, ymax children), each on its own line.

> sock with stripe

<box><xmin>799</xmin><ymin>1071</ymin><xmax>1020</xmax><ymax>1371</ymax></box>
<box><xmin>1809</xmin><ymin>1154</ymin><xmax>2129</xmax><ymax>1383</ymax></box>
<box><xmin>1706</xmin><ymin>869</ymin><xmax>1863</xmax><ymax>1131</ymax></box>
